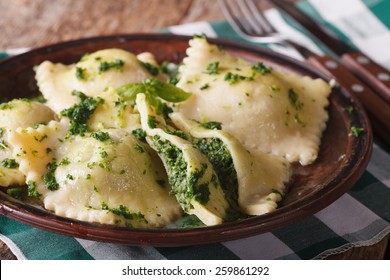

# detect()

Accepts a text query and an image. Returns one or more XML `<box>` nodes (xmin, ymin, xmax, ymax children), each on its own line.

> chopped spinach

<box><xmin>152</xmin><ymin>135</ymin><xmax>210</xmax><ymax>212</ymax></box>
<box><xmin>131</xmin><ymin>128</ymin><xmax>147</xmax><ymax>141</ymax></box>
<box><xmin>140</xmin><ymin>61</ymin><xmax>159</xmax><ymax>76</ymax></box>
<box><xmin>43</xmin><ymin>162</ymin><xmax>59</xmax><ymax>191</ymax></box>
<box><xmin>91</xmin><ymin>131</ymin><xmax>110</xmax><ymax>142</ymax></box>
<box><xmin>205</xmin><ymin>61</ymin><xmax>220</xmax><ymax>75</ymax></box>
<box><xmin>252</xmin><ymin>62</ymin><xmax>272</xmax><ymax>75</ymax></box>
<box><xmin>1</xmin><ymin>158</ymin><xmax>19</xmax><ymax>169</ymax></box>
<box><xmin>60</xmin><ymin>90</ymin><xmax>104</xmax><ymax>137</ymax></box>
<box><xmin>6</xmin><ymin>186</ymin><xmax>24</xmax><ymax>200</ymax></box>
<box><xmin>200</xmin><ymin>121</ymin><xmax>222</xmax><ymax>130</ymax></box>
<box><xmin>99</xmin><ymin>59</ymin><xmax>124</xmax><ymax>73</ymax></box>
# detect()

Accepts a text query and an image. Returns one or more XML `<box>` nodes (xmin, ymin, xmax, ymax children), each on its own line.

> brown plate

<box><xmin>0</xmin><ymin>34</ymin><xmax>372</xmax><ymax>246</ymax></box>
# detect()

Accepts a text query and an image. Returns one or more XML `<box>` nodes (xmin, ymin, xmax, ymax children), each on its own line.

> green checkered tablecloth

<box><xmin>1</xmin><ymin>0</ymin><xmax>390</xmax><ymax>260</ymax></box>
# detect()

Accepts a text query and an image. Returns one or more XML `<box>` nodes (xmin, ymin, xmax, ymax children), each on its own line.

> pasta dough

<box><xmin>0</xmin><ymin>99</ymin><xmax>56</xmax><ymax>186</ymax></box>
<box><xmin>87</xmin><ymin>88</ymin><xmax>141</xmax><ymax>132</ymax></box>
<box><xmin>8</xmin><ymin>120</ymin><xmax>183</xmax><ymax>228</ymax></box>
<box><xmin>136</xmin><ymin>93</ymin><xmax>231</xmax><ymax>225</ymax></box>
<box><xmin>35</xmin><ymin>48</ymin><xmax>154</xmax><ymax>114</ymax></box>
<box><xmin>170</xmin><ymin>113</ymin><xmax>290</xmax><ymax>215</ymax></box>
<box><xmin>175</xmin><ymin>37</ymin><xmax>331</xmax><ymax>165</ymax></box>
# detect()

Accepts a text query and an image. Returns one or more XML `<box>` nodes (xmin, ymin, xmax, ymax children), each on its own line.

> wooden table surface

<box><xmin>0</xmin><ymin>0</ymin><xmax>389</xmax><ymax>260</ymax></box>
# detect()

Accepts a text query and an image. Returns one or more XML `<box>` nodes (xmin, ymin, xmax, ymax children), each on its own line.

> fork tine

<box><xmin>219</xmin><ymin>0</ymin><xmax>283</xmax><ymax>43</ymax></box>
<box><xmin>246</xmin><ymin>0</ymin><xmax>275</xmax><ymax>34</ymax></box>
<box><xmin>220</xmin><ymin>0</ymin><xmax>249</xmax><ymax>37</ymax></box>
<box><xmin>236</xmin><ymin>0</ymin><xmax>264</xmax><ymax>35</ymax></box>
<box><xmin>225</xmin><ymin>0</ymin><xmax>255</xmax><ymax>35</ymax></box>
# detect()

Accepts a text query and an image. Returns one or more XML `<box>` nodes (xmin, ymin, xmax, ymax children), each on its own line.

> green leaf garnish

<box><xmin>349</xmin><ymin>126</ymin><xmax>364</xmax><ymax>137</ymax></box>
<box><xmin>116</xmin><ymin>78</ymin><xmax>191</xmax><ymax>114</ymax></box>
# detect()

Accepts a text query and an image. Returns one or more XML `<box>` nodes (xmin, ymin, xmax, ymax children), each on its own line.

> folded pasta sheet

<box><xmin>136</xmin><ymin>93</ymin><xmax>231</xmax><ymax>226</ymax></box>
<box><xmin>175</xmin><ymin>37</ymin><xmax>331</xmax><ymax>165</ymax></box>
<box><xmin>170</xmin><ymin>113</ymin><xmax>290</xmax><ymax>215</ymax></box>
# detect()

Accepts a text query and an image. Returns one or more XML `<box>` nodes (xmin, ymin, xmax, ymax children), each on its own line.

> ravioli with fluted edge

<box><xmin>0</xmin><ymin>99</ymin><xmax>56</xmax><ymax>187</ymax></box>
<box><xmin>35</xmin><ymin>48</ymin><xmax>160</xmax><ymax>114</ymax></box>
<box><xmin>8</xmin><ymin>120</ymin><xmax>183</xmax><ymax>228</ymax></box>
<box><xmin>175</xmin><ymin>37</ymin><xmax>331</xmax><ymax>165</ymax></box>
<box><xmin>136</xmin><ymin>93</ymin><xmax>232</xmax><ymax>226</ymax></box>
<box><xmin>170</xmin><ymin>113</ymin><xmax>290</xmax><ymax>215</ymax></box>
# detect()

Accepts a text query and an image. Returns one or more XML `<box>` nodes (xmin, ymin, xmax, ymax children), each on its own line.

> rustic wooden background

<box><xmin>0</xmin><ymin>0</ymin><xmax>225</xmax><ymax>50</ymax></box>
<box><xmin>0</xmin><ymin>0</ymin><xmax>389</xmax><ymax>260</ymax></box>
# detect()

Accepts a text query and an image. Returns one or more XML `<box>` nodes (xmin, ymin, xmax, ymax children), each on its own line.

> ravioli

<box><xmin>35</xmin><ymin>48</ymin><xmax>154</xmax><ymax>114</ymax></box>
<box><xmin>8</xmin><ymin>120</ymin><xmax>183</xmax><ymax>228</ymax></box>
<box><xmin>87</xmin><ymin>88</ymin><xmax>141</xmax><ymax>132</ymax></box>
<box><xmin>170</xmin><ymin>113</ymin><xmax>290</xmax><ymax>215</ymax></box>
<box><xmin>0</xmin><ymin>99</ymin><xmax>56</xmax><ymax>186</ymax></box>
<box><xmin>175</xmin><ymin>37</ymin><xmax>331</xmax><ymax>165</ymax></box>
<box><xmin>136</xmin><ymin>93</ymin><xmax>231</xmax><ymax>226</ymax></box>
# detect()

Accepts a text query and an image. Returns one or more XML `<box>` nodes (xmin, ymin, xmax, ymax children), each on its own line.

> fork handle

<box><xmin>307</xmin><ymin>55</ymin><xmax>390</xmax><ymax>144</ymax></box>
<box><xmin>341</xmin><ymin>53</ymin><xmax>390</xmax><ymax>104</ymax></box>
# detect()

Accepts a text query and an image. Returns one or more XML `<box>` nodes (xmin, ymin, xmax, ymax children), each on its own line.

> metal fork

<box><xmin>219</xmin><ymin>0</ymin><xmax>312</xmax><ymax>56</ymax></box>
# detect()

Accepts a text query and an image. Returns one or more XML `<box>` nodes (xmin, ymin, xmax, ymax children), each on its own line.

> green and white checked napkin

<box><xmin>1</xmin><ymin>0</ymin><xmax>389</xmax><ymax>260</ymax></box>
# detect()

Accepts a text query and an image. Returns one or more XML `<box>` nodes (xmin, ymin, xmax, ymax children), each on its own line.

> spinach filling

<box><xmin>152</xmin><ymin>135</ymin><xmax>210</xmax><ymax>212</ymax></box>
<box><xmin>193</xmin><ymin>137</ymin><xmax>239</xmax><ymax>212</ymax></box>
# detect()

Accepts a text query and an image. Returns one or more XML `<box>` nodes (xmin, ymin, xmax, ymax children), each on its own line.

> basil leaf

<box><xmin>116</xmin><ymin>83</ymin><xmax>147</xmax><ymax>104</ymax></box>
<box><xmin>144</xmin><ymin>78</ymin><xmax>191</xmax><ymax>102</ymax></box>
<box><xmin>116</xmin><ymin>78</ymin><xmax>191</xmax><ymax>104</ymax></box>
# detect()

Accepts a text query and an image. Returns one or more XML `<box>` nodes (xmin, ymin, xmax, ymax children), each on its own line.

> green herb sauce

<box><xmin>43</xmin><ymin>162</ymin><xmax>59</xmax><ymax>191</ymax></box>
<box><xmin>140</xmin><ymin>62</ymin><xmax>159</xmax><ymax>76</ymax></box>
<box><xmin>152</xmin><ymin>135</ymin><xmax>210</xmax><ymax>212</ymax></box>
<box><xmin>288</xmin><ymin>89</ymin><xmax>304</xmax><ymax>111</ymax></box>
<box><xmin>200</xmin><ymin>121</ymin><xmax>222</xmax><ymax>130</ymax></box>
<box><xmin>252</xmin><ymin>62</ymin><xmax>272</xmax><ymax>75</ymax></box>
<box><xmin>60</xmin><ymin>91</ymin><xmax>104</xmax><ymax>137</ymax></box>
<box><xmin>101</xmin><ymin>203</ymin><xmax>147</xmax><ymax>223</ymax></box>
<box><xmin>131</xmin><ymin>128</ymin><xmax>147</xmax><ymax>141</ymax></box>
<box><xmin>91</xmin><ymin>131</ymin><xmax>110</xmax><ymax>142</ymax></box>
<box><xmin>26</xmin><ymin>180</ymin><xmax>42</xmax><ymax>199</ymax></box>
<box><xmin>1</xmin><ymin>158</ymin><xmax>19</xmax><ymax>169</ymax></box>
<box><xmin>6</xmin><ymin>186</ymin><xmax>24</xmax><ymax>200</ymax></box>
<box><xmin>224</xmin><ymin>72</ymin><xmax>246</xmax><ymax>85</ymax></box>
<box><xmin>205</xmin><ymin>61</ymin><xmax>220</xmax><ymax>75</ymax></box>
<box><xmin>98</xmin><ymin>59</ymin><xmax>124</xmax><ymax>73</ymax></box>
<box><xmin>59</xmin><ymin>157</ymin><xmax>70</xmax><ymax>166</ymax></box>
<box><xmin>200</xmin><ymin>83</ymin><xmax>209</xmax><ymax>90</ymax></box>
<box><xmin>134</xmin><ymin>143</ymin><xmax>145</xmax><ymax>153</ymax></box>
<box><xmin>75</xmin><ymin>67</ymin><xmax>88</xmax><ymax>80</ymax></box>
